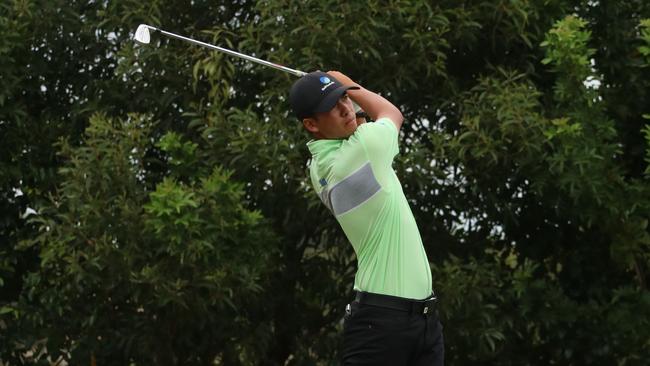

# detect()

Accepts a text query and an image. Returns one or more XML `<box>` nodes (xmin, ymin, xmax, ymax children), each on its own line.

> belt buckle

<box><xmin>422</xmin><ymin>296</ymin><xmax>436</xmax><ymax>315</ymax></box>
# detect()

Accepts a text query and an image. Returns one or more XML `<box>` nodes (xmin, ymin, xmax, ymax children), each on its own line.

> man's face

<box><xmin>303</xmin><ymin>94</ymin><xmax>358</xmax><ymax>139</ymax></box>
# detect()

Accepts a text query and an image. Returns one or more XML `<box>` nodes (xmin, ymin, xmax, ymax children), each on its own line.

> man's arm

<box><xmin>327</xmin><ymin>71</ymin><xmax>404</xmax><ymax>131</ymax></box>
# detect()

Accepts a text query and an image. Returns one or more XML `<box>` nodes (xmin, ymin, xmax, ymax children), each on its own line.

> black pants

<box><xmin>341</xmin><ymin>294</ymin><xmax>444</xmax><ymax>365</ymax></box>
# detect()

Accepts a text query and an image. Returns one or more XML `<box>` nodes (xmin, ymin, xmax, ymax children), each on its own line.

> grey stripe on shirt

<box><xmin>327</xmin><ymin>162</ymin><xmax>381</xmax><ymax>215</ymax></box>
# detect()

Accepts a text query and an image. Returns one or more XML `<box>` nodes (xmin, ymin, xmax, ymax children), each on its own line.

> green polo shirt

<box><xmin>306</xmin><ymin>118</ymin><xmax>432</xmax><ymax>300</ymax></box>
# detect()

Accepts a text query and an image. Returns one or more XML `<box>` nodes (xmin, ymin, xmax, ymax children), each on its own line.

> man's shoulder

<box><xmin>348</xmin><ymin>119</ymin><xmax>398</xmax><ymax>149</ymax></box>
<box><xmin>354</xmin><ymin>118</ymin><xmax>397</xmax><ymax>137</ymax></box>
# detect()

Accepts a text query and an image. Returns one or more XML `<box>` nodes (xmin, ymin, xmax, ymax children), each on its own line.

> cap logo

<box><xmin>319</xmin><ymin>76</ymin><xmax>335</xmax><ymax>91</ymax></box>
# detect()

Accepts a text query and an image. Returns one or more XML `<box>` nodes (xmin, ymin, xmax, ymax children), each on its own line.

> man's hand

<box><xmin>328</xmin><ymin>70</ymin><xmax>368</xmax><ymax>123</ymax></box>
<box><xmin>327</xmin><ymin>70</ymin><xmax>359</xmax><ymax>88</ymax></box>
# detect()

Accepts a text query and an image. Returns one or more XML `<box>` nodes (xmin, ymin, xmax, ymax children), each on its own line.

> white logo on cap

<box><xmin>321</xmin><ymin>82</ymin><xmax>335</xmax><ymax>91</ymax></box>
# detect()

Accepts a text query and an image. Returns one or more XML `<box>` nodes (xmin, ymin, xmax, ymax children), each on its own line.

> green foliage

<box><xmin>641</xmin><ymin>20</ymin><xmax>650</xmax><ymax>178</ymax></box>
<box><xmin>639</xmin><ymin>19</ymin><xmax>650</xmax><ymax>59</ymax></box>
<box><xmin>644</xmin><ymin>124</ymin><xmax>650</xmax><ymax>176</ymax></box>
<box><xmin>541</xmin><ymin>15</ymin><xmax>593</xmax><ymax>64</ymax></box>
<box><xmin>437</xmin><ymin>249</ymin><xmax>650</xmax><ymax>365</ymax></box>
<box><xmin>10</xmin><ymin>114</ymin><xmax>275</xmax><ymax>364</ymax></box>
<box><xmin>2</xmin><ymin>1</ymin><xmax>650</xmax><ymax>365</ymax></box>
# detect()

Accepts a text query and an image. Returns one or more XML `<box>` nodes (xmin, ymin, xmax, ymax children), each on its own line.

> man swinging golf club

<box><xmin>290</xmin><ymin>71</ymin><xmax>444</xmax><ymax>365</ymax></box>
<box><xmin>133</xmin><ymin>24</ymin><xmax>443</xmax><ymax>364</ymax></box>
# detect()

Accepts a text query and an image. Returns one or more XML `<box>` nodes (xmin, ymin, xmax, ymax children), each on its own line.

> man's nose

<box><xmin>336</xmin><ymin>100</ymin><xmax>351</xmax><ymax>115</ymax></box>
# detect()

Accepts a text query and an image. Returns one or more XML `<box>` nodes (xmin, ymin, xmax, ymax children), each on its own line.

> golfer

<box><xmin>289</xmin><ymin>71</ymin><xmax>444</xmax><ymax>365</ymax></box>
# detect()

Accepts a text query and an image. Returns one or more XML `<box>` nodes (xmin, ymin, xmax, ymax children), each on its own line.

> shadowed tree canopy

<box><xmin>1</xmin><ymin>0</ymin><xmax>649</xmax><ymax>365</ymax></box>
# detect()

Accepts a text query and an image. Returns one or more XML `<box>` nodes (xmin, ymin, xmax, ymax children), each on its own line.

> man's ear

<box><xmin>303</xmin><ymin>117</ymin><xmax>319</xmax><ymax>134</ymax></box>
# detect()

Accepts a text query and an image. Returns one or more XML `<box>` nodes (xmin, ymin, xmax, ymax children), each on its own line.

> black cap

<box><xmin>289</xmin><ymin>71</ymin><xmax>360</xmax><ymax>120</ymax></box>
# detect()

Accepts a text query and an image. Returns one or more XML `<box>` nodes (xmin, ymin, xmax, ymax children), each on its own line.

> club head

<box><xmin>134</xmin><ymin>24</ymin><xmax>151</xmax><ymax>44</ymax></box>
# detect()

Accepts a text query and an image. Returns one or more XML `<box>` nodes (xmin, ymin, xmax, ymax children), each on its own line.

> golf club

<box><xmin>134</xmin><ymin>24</ymin><xmax>306</xmax><ymax>77</ymax></box>
<box><xmin>133</xmin><ymin>24</ymin><xmax>366</xmax><ymax>118</ymax></box>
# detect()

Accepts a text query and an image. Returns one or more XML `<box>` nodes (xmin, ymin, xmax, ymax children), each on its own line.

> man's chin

<box><xmin>343</xmin><ymin>127</ymin><xmax>357</xmax><ymax>138</ymax></box>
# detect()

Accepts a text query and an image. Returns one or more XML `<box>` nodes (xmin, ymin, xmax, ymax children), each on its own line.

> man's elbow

<box><xmin>388</xmin><ymin>108</ymin><xmax>404</xmax><ymax>130</ymax></box>
<box><xmin>374</xmin><ymin>106</ymin><xmax>403</xmax><ymax>130</ymax></box>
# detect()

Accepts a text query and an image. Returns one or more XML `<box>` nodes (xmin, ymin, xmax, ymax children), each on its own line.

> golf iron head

<box><xmin>134</xmin><ymin>24</ymin><xmax>152</xmax><ymax>45</ymax></box>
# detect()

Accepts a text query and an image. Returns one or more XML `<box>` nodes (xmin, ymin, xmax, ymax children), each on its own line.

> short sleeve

<box><xmin>354</xmin><ymin>118</ymin><xmax>399</xmax><ymax>166</ymax></box>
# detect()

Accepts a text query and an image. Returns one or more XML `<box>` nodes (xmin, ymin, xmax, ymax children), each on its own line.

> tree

<box><xmin>1</xmin><ymin>0</ymin><xmax>649</xmax><ymax>365</ymax></box>
<box><xmin>11</xmin><ymin>113</ymin><xmax>276</xmax><ymax>364</ymax></box>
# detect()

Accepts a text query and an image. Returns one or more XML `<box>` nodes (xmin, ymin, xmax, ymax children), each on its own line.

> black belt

<box><xmin>354</xmin><ymin>291</ymin><xmax>437</xmax><ymax>316</ymax></box>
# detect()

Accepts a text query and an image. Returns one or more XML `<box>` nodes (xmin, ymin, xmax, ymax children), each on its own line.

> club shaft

<box><xmin>149</xmin><ymin>26</ymin><xmax>306</xmax><ymax>77</ymax></box>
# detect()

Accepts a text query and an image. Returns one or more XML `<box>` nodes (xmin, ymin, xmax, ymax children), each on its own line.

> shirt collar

<box><xmin>306</xmin><ymin>138</ymin><xmax>343</xmax><ymax>156</ymax></box>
